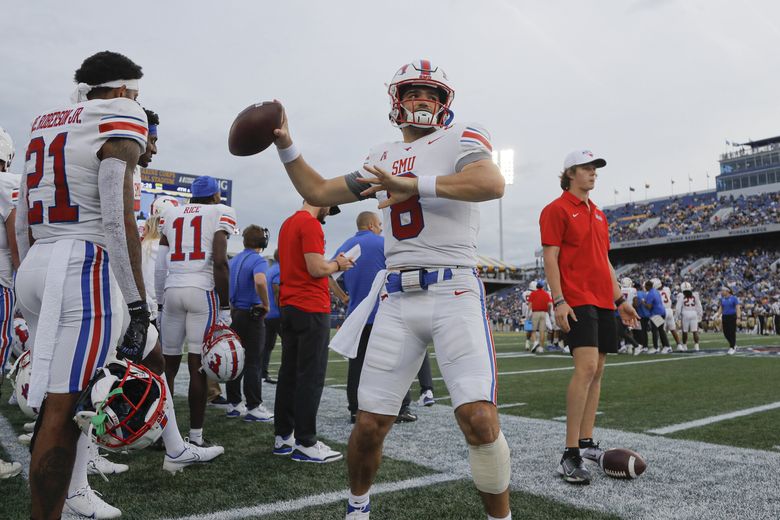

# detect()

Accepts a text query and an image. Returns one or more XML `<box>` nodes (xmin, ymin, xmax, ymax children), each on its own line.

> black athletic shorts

<box><xmin>565</xmin><ymin>305</ymin><xmax>618</xmax><ymax>353</ymax></box>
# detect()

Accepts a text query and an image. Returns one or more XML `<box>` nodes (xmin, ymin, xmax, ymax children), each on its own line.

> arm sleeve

<box><xmin>97</xmin><ymin>157</ymin><xmax>142</xmax><ymax>304</ymax></box>
<box><xmin>539</xmin><ymin>205</ymin><xmax>566</xmax><ymax>247</ymax></box>
<box><xmin>300</xmin><ymin>219</ymin><xmax>325</xmax><ymax>254</ymax></box>
<box><xmin>455</xmin><ymin>123</ymin><xmax>493</xmax><ymax>172</ymax></box>
<box><xmin>344</xmin><ymin>170</ymin><xmax>375</xmax><ymax>200</ymax></box>
<box><xmin>155</xmin><ymin>244</ymin><xmax>170</xmax><ymax>304</ymax></box>
<box><xmin>216</xmin><ymin>205</ymin><xmax>238</xmax><ymax>236</ymax></box>
<box><xmin>15</xmin><ymin>176</ymin><xmax>30</xmax><ymax>262</ymax></box>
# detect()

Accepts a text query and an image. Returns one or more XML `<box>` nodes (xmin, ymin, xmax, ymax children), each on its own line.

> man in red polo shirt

<box><xmin>274</xmin><ymin>201</ymin><xmax>353</xmax><ymax>463</ymax></box>
<box><xmin>539</xmin><ymin>149</ymin><xmax>639</xmax><ymax>485</ymax></box>
<box><xmin>528</xmin><ymin>281</ymin><xmax>553</xmax><ymax>353</ymax></box>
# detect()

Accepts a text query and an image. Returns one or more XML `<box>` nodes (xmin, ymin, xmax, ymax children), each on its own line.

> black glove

<box><xmin>117</xmin><ymin>301</ymin><xmax>150</xmax><ymax>362</ymax></box>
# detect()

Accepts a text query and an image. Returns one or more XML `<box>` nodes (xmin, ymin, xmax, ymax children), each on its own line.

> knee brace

<box><xmin>468</xmin><ymin>430</ymin><xmax>511</xmax><ymax>494</ymax></box>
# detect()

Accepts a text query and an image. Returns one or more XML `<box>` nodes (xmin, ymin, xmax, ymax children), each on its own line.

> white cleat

<box><xmin>88</xmin><ymin>454</ymin><xmax>129</xmax><ymax>476</ymax></box>
<box><xmin>244</xmin><ymin>404</ymin><xmax>274</xmax><ymax>423</ymax></box>
<box><xmin>646</xmin><ymin>347</ymin><xmax>658</xmax><ymax>354</ymax></box>
<box><xmin>17</xmin><ymin>432</ymin><xmax>32</xmax><ymax>445</ymax></box>
<box><xmin>0</xmin><ymin>459</ymin><xmax>22</xmax><ymax>479</ymax></box>
<box><xmin>346</xmin><ymin>501</ymin><xmax>371</xmax><ymax>519</ymax></box>
<box><xmin>23</xmin><ymin>421</ymin><xmax>36</xmax><ymax>432</ymax></box>
<box><xmin>291</xmin><ymin>440</ymin><xmax>343</xmax><ymax>463</ymax></box>
<box><xmin>7</xmin><ymin>392</ymin><xmax>17</xmax><ymax>406</ymax></box>
<box><xmin>563</xmin><ymin>346</ymin><xmax>570</xmax><ymax>354</ymax></box>
<box><xmin>676</xmin><ymin>344</ymin><xmax>686</xmax><ymax>352</ymax></box>
<box><xmin>418</xmin><ymin>389</ymin><xmax>435</xmax><ymax>407</ymax></box>
<box><xmin>617</xmin><ymin>345</ymin><xmax>627</xmax><ymax>354</ymax></box>
<box><xmin>727</xmin><ymin>347</ymin><xmax>736</xmax><ymax>355</ymax></box>
<box><xmin>661</xmin><ymin>346</ymin><xmax>673</xmax><ymax>354</ymax></box>
<box><xmin>633</xmin><ymin>346</ymin><xmax>644</xmax><ymax>356</ymax></box>
<box><xmin>163</xmin><ymin>442</ymin><xmax>224</xmax><ymax>474</ymax></box>
<box><xmin>63</xmin><ymin>486</ymin><xmax>121</xmax><ymax>519</ymax></box>
<box><xmin>693</xmin><ymin>344</ymin><xmax>700</xmax><ymax>352</ymax></box>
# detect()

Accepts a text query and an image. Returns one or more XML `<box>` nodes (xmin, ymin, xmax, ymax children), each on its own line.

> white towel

<box><xmin>329</xmin><ymin>269</ymin><xmax>386</xmax><ymax>358</ymax></box>
<box><xmin>28</xmin><ymin>240</ymin><xmax>74</xmax><ymax>409</ymax></box>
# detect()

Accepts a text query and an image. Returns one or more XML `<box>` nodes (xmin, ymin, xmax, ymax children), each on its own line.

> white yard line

<box><xmin>553</xmin><ymin>411</ymin><xmax>603</xmax><ymax>422</ymax></box>
<box><xmin>497</xmin><ymin>402</ymin><xmax>526</xmax><ymax>409</ymax></box>
<box><xmin>432</xmin><ymin>353</ymin><xmax>722</xmax><ymax>381</ymax></box>
<box><xmin>647</xmin><ymin>401</ymin><xmax>780</xmax><ymax>435</ymax></box>
<box><xmin>166</xmin><ymin>472</ymin><xmax>462</xmax><ymax>520</ymax></box>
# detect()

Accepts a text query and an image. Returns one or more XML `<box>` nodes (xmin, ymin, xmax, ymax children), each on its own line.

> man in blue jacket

<box><xmin>262</xmin><ymin>249</ymin><xmax>281</xmax><ymax>384</ymax></box>
<box><xmin>644</xmin><ymin>279</ymin><xmax>670</xmax><ymax>354</ymax></box>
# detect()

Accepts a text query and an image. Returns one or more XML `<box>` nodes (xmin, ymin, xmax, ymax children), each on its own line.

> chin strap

<box><xmin>91</xmin><ymin>387</ymin><xmax>124</xmax><ymax>436</ymax></box>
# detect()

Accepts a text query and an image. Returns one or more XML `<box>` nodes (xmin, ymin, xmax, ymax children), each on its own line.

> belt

<box><xmin>385</xmin><ymin>268</ymin><xmax>453</xmax><ymax>294</ymax></box>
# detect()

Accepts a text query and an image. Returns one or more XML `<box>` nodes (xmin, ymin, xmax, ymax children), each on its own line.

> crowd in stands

<box><xmin>484</xmin><ymin>247</ymin><xmax>780</xmax><ymax>335</ymax></box>
<box><xmin>605</xmin><ymin>191</ymin><xmax>780</xmax><ymax>243</ymax></box>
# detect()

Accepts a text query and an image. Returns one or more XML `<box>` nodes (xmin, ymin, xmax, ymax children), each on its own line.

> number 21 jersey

<box><xmin>24</xmin><ymin>97</ymin><xmax>148</xmax><ymax>247</ymax></box>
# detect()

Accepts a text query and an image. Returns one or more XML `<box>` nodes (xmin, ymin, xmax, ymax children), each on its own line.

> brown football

<box><xmin>228</xmin><ymin>101</ymin><xmax>282</xmax><ymax>156</ymax></box>
<box><xmin>599</xmin><ymin>448</ymin><xmax>647</xmax><ymax>479</ymax></box>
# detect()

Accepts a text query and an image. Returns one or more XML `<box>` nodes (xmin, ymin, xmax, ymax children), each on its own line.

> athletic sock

<box><xmin>189</xmin><ymin>428</ymin><xmax>203</xmax><ymax>445</ymax></box>
<box><xmin>68</xmin><ymin>433</ymin><xmax>90</xmax><ymax>494</ymax></box>
<box><xmin>348</xmin><ymin>490</ymin><xmax>370</xmax><ymax>509</ymax></box>
<box><xmin>694</xmin><ymin>343</ymin><xmax>700</xmax><ymax>350</ymax></box>
<box><xmin>488</xmin><ymin>514</ymin><xmax>512</xmax><ymax>520</ymax></box>
<box><xmin>563</xmin><ymin>447</ymin><xmax>580</xmax><ymax>460</ymax></box>
<box><xmin>160</xmin><ymin>374</ymin><xmax>187</xmax><ymax>456</ymax></box>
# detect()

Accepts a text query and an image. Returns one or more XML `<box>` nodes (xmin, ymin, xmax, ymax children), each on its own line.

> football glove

<box><xmin>218</xmin><ymin>309</ymin><xmax>232</xmax><ymax>327</ymax></box>
<box><xmin>117</xmin><ymin>301</ymin><xmax>150</xmax><ymax>362</ymax></box>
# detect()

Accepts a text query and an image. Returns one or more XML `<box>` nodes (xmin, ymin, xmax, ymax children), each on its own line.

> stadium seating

<box><xmin>604</xmin><ymin>192</ymin><xmax>780</xmax><ymax>243</ymax></box>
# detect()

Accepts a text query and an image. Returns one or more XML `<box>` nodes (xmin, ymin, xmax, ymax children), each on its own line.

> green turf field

<box><xmin>1</xmin><ymin>331</ymin><xmax>778</xmax><ymax>519</ymax></box>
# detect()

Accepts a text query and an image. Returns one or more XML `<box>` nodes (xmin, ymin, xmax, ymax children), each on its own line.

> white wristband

<box><xmin>277</xmin><ymin>143</ymin><xmax>301</xmax><ymax>164</ymax></box>
<box><xmin>417</xmin><ymin>176</ymin><xmax>438</xmax><ymax>198</ymax></box>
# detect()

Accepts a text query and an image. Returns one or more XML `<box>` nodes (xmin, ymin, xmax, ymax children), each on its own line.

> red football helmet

<box><xmin>201</xmin><ymin>324</ymin><xmax>245</xmax><ymax>382</ymax></box>
<box><xmin>388</xmin><ymin>60</ymin><xmax>455</xmax><ymax>129</ymax></box>
<box><xmin>74</xmin><ymin>360</ymin><xmax>167</xmax><ymax>452</ymax></box>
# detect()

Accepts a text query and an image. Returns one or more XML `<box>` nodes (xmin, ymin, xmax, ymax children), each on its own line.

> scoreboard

<box><xmin>138</xmin><ymin>167</ymin><xmax>233</xmax><ymax>218</ymax></box>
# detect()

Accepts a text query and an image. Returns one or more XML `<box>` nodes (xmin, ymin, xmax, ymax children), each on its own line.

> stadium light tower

<box><xmin>492</xmin><ymin>149</ymin><xmax>515</xmax><ymax>261</ymax></box>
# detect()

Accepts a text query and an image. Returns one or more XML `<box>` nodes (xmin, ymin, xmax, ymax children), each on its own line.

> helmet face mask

<box><xmin>621</xmin><ymin>277</ymin><xmax>633</xmax><ymax>289</ymax></box>
<box><xmin>74</xmin><ymin>360</ymin><xmax>167</xmax><ymax>452</ymax></box>
<box><xmin>388</xmin><ymin>60</ymin><xmax>454</xmax><ymax>129</ymax></box>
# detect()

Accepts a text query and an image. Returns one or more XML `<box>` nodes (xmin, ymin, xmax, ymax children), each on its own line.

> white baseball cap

<box><xmin>563</xmin><ymin>149</ymin><xmax>606</xmax><ymax>170</ymax></box>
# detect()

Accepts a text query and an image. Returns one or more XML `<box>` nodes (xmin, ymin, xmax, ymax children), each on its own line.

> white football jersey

<box><xmin>521</xmin><ymin>289</ymin><xmax>532</xmax><ymax>318</ymax></box>
<box><xmin>660</xmin><ymin>287</ymin><xmax>673</xmax><ymax>309</ymax></box>
<box><xmin>621</xmin><ymin>286</ymin><xmax>637</xmax><ymax>305</ymax></box>
<box><xmin>359</xmin><ymin>122</ymin><xmax>493</xmax><ymax>269</ymax></box>
<box><xmin>676</xmin><ymin>292</ymin><xmax>702</xmax><ymax>317</ymax></box>
<box><xmin>23</xmin><ymin>98</ymin><xmax>148</xmax><ymax>247</ymax></box>
<box><xmin>0</xmin><ymin>173</ymin><xmax>20</xmax><ymax>288</ymax></box>
<box><xmin>160</xmin><ymin>203</ymin><xmax>237</xmax><ymax>291</ymax></box>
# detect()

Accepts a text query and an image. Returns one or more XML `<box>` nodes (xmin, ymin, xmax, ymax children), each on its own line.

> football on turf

<box><xmin>599</xmin><ymin>448</ymin><xmax>647</xmax><ymax>479</ymax></box>
<box><xmin>228</xmin><ymin>101</ymin><xmax>283</xmax><ymax>156</ymax></box>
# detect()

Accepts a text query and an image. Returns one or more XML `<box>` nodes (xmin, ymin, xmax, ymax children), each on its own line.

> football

<box><xmin>228</xmin><ymin>101</ymin><xmax>282</xmax><ymax>156</ymax></box>
<box><xmin>599</xmin><ymin>448</ymin><xmax>647</xmax><ymax>479</ymax></box>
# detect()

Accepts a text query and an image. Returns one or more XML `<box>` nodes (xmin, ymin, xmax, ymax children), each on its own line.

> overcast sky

<box><xmin>2</xmin><ymin>1</ymin><xmax>778</xmax><ymax>263</ymax></box>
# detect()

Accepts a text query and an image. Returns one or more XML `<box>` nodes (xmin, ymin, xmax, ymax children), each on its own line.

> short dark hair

<box><xmin>144</xmin><ymin>108</ymin><xmax>159</xmax><ymax>126</ymax></box>
<box><xmin>74</xmin><ymin>51</ymin><xmax>143</xmax><ymax>97</ymax></box>
<box><xmin>189</xmin><ymin>196</ymin><xmax>214</xmax><ymax>204</ymax></box>
<box><xmin>243</xmin><ymin>225</ymin><xmax>269</xmax><ymax>249</ymax></box>
<box><xmin>559</xmin><ymin>167</ymin><xmax>575</xmax><ymax>190</ymax></box>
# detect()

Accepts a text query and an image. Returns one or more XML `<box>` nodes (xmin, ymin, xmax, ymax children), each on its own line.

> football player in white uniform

<box><xmin>660</xmin><ymin>280</ymin><xmax>682</xmax><ymax>352</ymax></box>
<box><xmin>15</xmin><ymin>51</ymin><xmax>151</xmax><ymax>520</ymax></box>
<box><xmin>157</xmin><ymin>175</ymin><xmax>237</xmax><ymax>448</ymax></box>
<box><xmin>272</xmin><ymin>60</ymin><xmax>510</xmax><ymax>520</ymax></box>
<box><xmin>522</xmin><ymin>281</ymin><xmax>535</xmax><ymax>350</ymax></box>
<box><xmin>0</xmin><ymin>127</ymin><xmax>20</xmax><ymax>375</ymax></box>
<box><xmin>616</xmin><ymin>278</ymin><xmax>640</xmax><ymax>354</ymax></box>
<box><xmin>675</xmin><ymin>281</ymin><xmax>702</xmax><ymax>351</ymax></box>
<box><xmin>0</xmin><ymin>125</ymin><xmax>22</xmax><ymax>480</ymax></box>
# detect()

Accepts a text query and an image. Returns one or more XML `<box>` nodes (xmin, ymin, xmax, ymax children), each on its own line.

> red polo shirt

<box><xmin>529</xmin><ymin>289</ymin><xmax>552</xmax><ymax>312</ymax></box>
<box><xmin>279</xmin><ymin>210</ymin><xmax>330</xmax><ymax>314</ymax></box>
<box><xmin>539</xmin><ymin>190</ymin><xmax>614</xmax><ymax>310</ymax></box>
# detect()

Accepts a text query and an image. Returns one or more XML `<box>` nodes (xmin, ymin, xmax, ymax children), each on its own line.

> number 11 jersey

<box><xmin>160</xmin><ymin>203</ymin><xmax>237</xmax><ymax>291</ymax></box>
<box><xmin>359</xmin><ymin>122</ymin><xmax>494</xmax><ymax>269</ymax></box>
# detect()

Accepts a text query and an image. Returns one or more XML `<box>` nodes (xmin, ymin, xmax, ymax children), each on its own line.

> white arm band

<box><xmin>277</xmin><ymin>143</ymin><xmax>301</xmax><ymax>164</ymax></box>
<box><xmin>417</xmin><ymin>176</ymin><xmax>438</xmax><ymax>198</ymax></box>
<box><xmin>155</xmin><ymin>244</ymin><xmax>169</xmax><ymax>305</ymax></box>
<box><xmin>15</xmin><ymin>177</ymin><xmax>30</xmax><ymax>262</ymax></box>
<box><xmin>97</xmin><ymin>157</ymin><xmax>142</xmax><ymax>304</ymax></box>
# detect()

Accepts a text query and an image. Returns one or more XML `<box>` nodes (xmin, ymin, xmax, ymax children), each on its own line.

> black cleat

<box><xmin>557</xmin><ymin>455</ymin><xmax>591</xmax><ymax>484</ymax></box>
<box><xmin>395</xmin><ymin>407</ymin><xmax>418</xmax><ymax>423</ymax></box>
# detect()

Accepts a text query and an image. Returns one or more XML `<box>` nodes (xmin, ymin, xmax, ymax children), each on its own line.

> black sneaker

<box><xmin>264</xmin><ymin>376</ymin><xmax>277</xmax><ymax>385</ymax></box>
<box><xmin>208</xmin><ymin>396</ymin><xmax>230</xmax><ymax>409</ymax></box>
<box><xmin>557</xmin><ymin>454</ymin><xmax>591</xmax><ymax>484</ymax></box>
<box><xmin>395</xmin><ymin>407</ymin><xmax>418</xmax><ymax>423</ymax></box>
<box><xmin>350</xmin><ymin>413</ymin><xmax>357</xmax><ymax>424</ymax></box>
